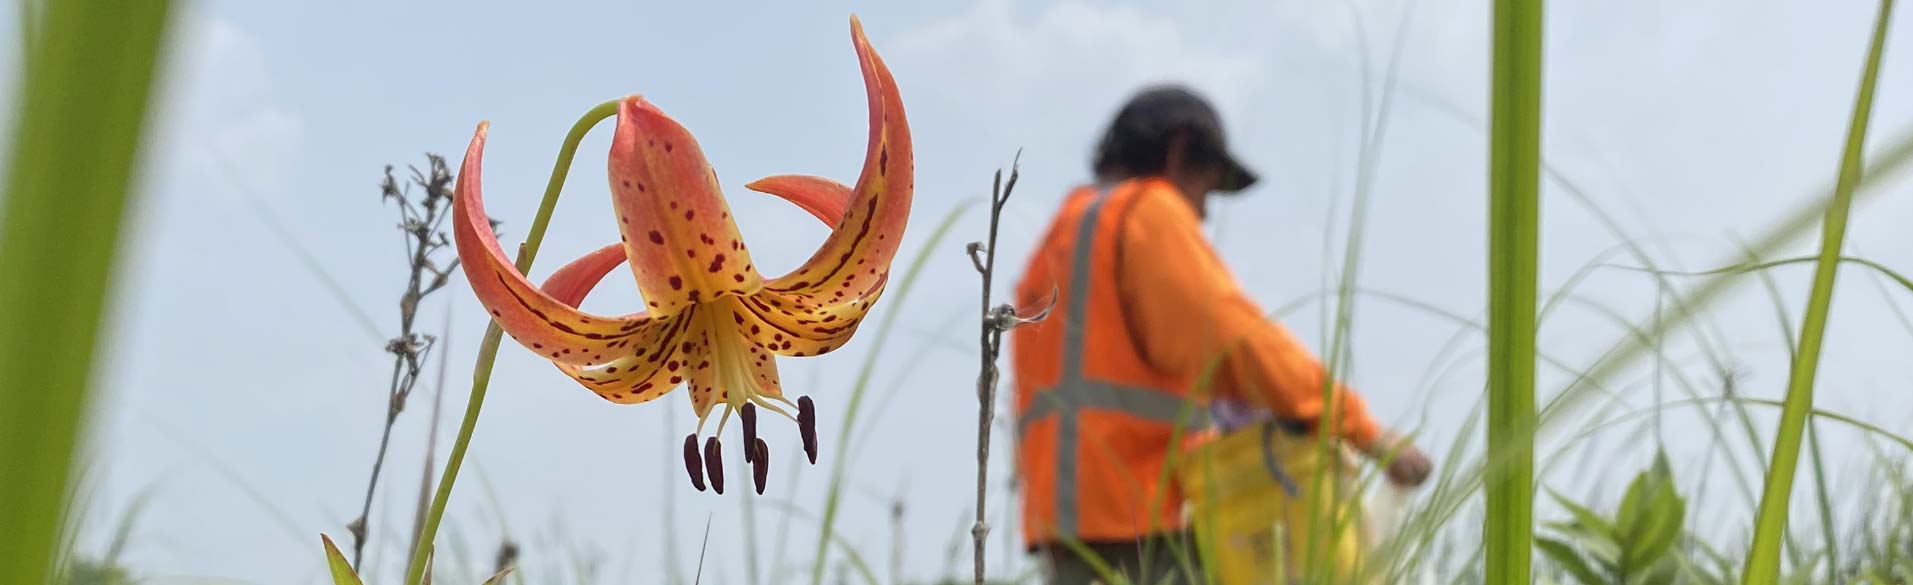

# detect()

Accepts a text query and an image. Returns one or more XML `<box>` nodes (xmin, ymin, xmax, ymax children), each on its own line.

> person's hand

<box><xmin>1365</xmin><ymin>430</ymin><xmax>1432</xmax><ymax>488</ymax></box>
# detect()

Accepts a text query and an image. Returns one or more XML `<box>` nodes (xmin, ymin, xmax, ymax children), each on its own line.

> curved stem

<box><xmin>402</xmin><ymin>99</ymin><xmax>620</xmax><ymax>585</ymax></box>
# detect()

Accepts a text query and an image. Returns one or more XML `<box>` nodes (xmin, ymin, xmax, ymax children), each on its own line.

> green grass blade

<box><xmin>809</xmin><ymin>201</ymin><xmax>976</xmax><ymax>585</ymax></box>
<box><xmin>1486</xmin><ymin>0</ymin><xmax>1543</xmax><ymax>582</ymax></box>
<box><xmin>0</xmin><ymin>2</ymin><xmax>174</xmax><ymax>582</ymax></box>
<box><xmin>1743</xmin><ymin>0</ymin><xmax>1896</xmax><ymax>580</ymax></box>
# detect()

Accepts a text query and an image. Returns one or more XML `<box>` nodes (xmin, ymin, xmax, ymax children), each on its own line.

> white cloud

<box><xmin>892</xmin><ymin>0</ymin><xmax>1274</xmax><ymax>124</ymax></box>
<box><xmin>151</xmin><ymin>15</ymin><xmax>304</xmax><ymax>197</ymax></box>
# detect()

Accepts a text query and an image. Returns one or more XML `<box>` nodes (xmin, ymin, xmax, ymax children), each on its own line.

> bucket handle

<box><xmin>1258</xmin><ymin>420</ymin><xmax>1303</xmax><ymax>496</ymax></box>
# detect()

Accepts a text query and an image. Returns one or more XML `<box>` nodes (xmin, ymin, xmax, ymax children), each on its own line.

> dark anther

<box><xmin>752</xmin><ymin>438</ymin><xmax>770</xmax><ymax>495</ymax></box>
<box><xmin>682</xmin><ymin>434</ymin><xmax>706</xmax><ymax>492</ymax></box>
<box><xmin>704</xmin><ymin>436</ymin><xmax>726</xmax><ymax>494</ymax></box>
<box><xmin>742</xmin><ymin>403</ymin><xmax>759</xmax><ymax>463</ymax></box>
<box><xmin>798</xmin><ymin>396</ymin><xmax>818</xmax><ymax>465</ymax></box>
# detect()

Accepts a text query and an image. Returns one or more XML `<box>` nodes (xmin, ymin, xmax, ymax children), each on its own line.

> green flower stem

<box><xmin>403</xmin><ymin>99</ymin><xmax>621</xmax><ymax>585</ymax></box>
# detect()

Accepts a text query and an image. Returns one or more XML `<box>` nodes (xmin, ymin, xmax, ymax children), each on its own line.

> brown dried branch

<box><xmin>350</xmin><ymin>154</ymin><xmax>467</xmax><ymax>570</ymax></box>
<box><xmin>968</xmin><ymin>151</ymin><xmax>1050</xmax><ymax>585</ymax></box>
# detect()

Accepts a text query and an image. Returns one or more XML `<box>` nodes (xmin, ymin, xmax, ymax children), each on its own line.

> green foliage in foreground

<box><xmin>1537</xmin><ymin>453</ymin><xmax>1685</xmax><ymax>585</ymax></box>
<box><xmin>1</xmin><ymin>2</ymin><xmax>175</xmax><ymax>584</ymax></box>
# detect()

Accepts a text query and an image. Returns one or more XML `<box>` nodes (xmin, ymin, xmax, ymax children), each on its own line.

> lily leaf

<box><xmin>320</xmin><ymin>534</ymin><xmax>364</xmax><ymax>585</ymax></box>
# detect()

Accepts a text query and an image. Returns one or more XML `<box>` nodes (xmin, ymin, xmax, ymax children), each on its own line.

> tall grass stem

<box><xmin>1485</xmin><ymin>0</ymin><xmax>1543</xmax><ymax>582</ymax></box>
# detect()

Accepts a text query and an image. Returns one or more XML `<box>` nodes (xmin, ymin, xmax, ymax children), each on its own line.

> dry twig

<box><xmin>350</xmin><ymin>154</ymin><xmax>465</xmax><ymax>569</ymax></box>
<box><xmin>967</xmin><ymin>152</ymin><xmax>1052</xmax><ymax>584</ymax></box>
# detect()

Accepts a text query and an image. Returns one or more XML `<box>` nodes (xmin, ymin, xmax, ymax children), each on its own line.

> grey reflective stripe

<box><xmin>1018</xmin><ymin>187</ymin><xmax>1208</xmax><ymax>540</ymax></box>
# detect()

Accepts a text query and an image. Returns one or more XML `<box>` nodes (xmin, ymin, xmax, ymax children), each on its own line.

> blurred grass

<box><xmin>810</xmin><ymin>200</ymin><xmax>976</xmax><ymax>585</ymax></box>
<box><xmin>1743</xmin><ymin>0</ymin><xmax>1896</xmax><ymax>580</ymax></box>
<box><xmin>0</xmin><ymin>2</ymin><xmax>175</xmax><ymax>583</ymax></box>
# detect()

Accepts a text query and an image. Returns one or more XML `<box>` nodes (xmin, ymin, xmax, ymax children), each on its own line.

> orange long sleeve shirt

<box><xmin>1115</xmin><ymin>179</ymin><xmax>1382</xmax><ymax>449</ymax></box>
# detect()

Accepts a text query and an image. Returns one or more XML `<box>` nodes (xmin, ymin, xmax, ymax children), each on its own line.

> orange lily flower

<box><xmin>450</xmin><ymin>17</ymin><xmax>910</xmax><ymax>494</ymax></box>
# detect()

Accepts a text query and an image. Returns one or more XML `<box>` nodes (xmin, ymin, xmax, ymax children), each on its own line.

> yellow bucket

<box><xmin>1178</xmin><ymin>422</ymin><xmax>1369</xmax><ymax>584</ymax></box>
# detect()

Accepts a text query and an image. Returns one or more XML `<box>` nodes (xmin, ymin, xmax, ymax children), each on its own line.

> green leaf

<box><xmin>1548</xmin><ymin>489</ymin><xmax>1618</xmax><ymax>540</ymax></box>
<box><xmin>480</xmin><ymin>568</ymin><xmax>516</xmax><ymax>585</ymax></box>
<box><xmin>322</xmin><ymin>535</ymin><xmax>366</xmax><ymax>585</ymax></box>
<box><xmin>1545</xmin><ymin>521</ymin><xmax>1621</xmax><ymax>571</ymax></box>
<box><xmin>1742</xmin><ymin>0</ymin><xmax>1898</xmax><ymax>582</ymax></box>
<box><xmin>1621</xmin><ymin>454</ymin><xmax>1685</xmax><ymax>570</ymax></box>
<box><xmin>1628</xmin><ymin>489</ymin><xmax>1684</xmax><ymax>571</ymax></box>
<box><xmin>1628</xmin><ymin>558</ymin><xmax>1678</xmax><ymax>585</ymax></box>
<box><xmin>0</xmin><ymin>1</ymin><xmax>174</xmax><ymax>582</ymax></box>
<box><xmin>1536</xmin><ymin>536</ymin><xmax>1603</xmax><ymax>585</ymax></box>
<box><xmin>1615</xmin><ymin>469</ymin><xmax>1653</xmax><ymax>541</ymax></box>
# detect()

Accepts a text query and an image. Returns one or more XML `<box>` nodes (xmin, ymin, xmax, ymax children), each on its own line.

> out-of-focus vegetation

<box><xmin>11</xmin><ymin>2</ymin><xmax>1913</xmax><ymax>585</ymax></box>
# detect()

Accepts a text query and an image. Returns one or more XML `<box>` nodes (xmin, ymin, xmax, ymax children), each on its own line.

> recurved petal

<box><xmin>763</xmin><ymin>16</ymin><xmax>912</xmax><ymax>297</ymax></box>
<box><xmin>554</xmin><ymin>306</ymin><xmax>704</xmax><ymax>405</ymax></box>
<box><xmin>452</xmin><ymin>122</ymin><xmax>656</xmax><ymax>367</ymax></box>
<box><xmin>539</xmin><ymin>242</ymin><xmax>703</xmax><ymax>404</ymax></box>
<box><xmin>610</xmin><ymin>96</ymin><xmax>763</xmax><ymax>314</ymax></box>
<box><xmin>745</xmin><ymin>175</ymin><xmax>851</xmax><ymax>225</ymax></box>
<box><xmin>541</xmin><ymin>243</ymin><xmax>628</xmax><ymax>307</ymax></box>
<box><xmin>736</xmin><ymin>285</ymin><xmax>884</xmax><ymax>357</ymax></box>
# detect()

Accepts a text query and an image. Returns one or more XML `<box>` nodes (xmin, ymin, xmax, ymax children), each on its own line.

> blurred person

<box><xmin>1009</xmin><ymin>84</ymin><xmax>1432</xmax><ymax>585</ymax></box>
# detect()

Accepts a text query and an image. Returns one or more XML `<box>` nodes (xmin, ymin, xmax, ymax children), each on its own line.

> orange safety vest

<box><xmin>1010</xmin><ymin>180</ymin><xmax>1211</xmax><ymax>546</ymax></box>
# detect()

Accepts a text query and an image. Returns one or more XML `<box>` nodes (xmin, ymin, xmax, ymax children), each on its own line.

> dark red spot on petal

<box><xmin>669</xmin><ymin>276</ymin><xmax>683</xmax><ymax>290</ymax></box>
<box><xmin>649</xmin><ymin>231</ymin><xmax>664</xmax><ymax>245</ymax></box>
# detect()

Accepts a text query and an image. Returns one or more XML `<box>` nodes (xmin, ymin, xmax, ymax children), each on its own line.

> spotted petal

<box><xmin>609</xmin><ymin>97</ymin><xmax>763</xmax><ymax>316</ymax></box>
<box><xmin>452</xmin><ymin>123</ymin><xmax>661</xmax><ymax>367</ymax></box>
<box><xmin>761</xmin><ymin>17</ymin><xmax>912</xmax><ymax>298</ymax></box>
<box><xmin>538</xmin><ymin>243</ymin><xmax>703</xmax><ymax>404</ymax></box>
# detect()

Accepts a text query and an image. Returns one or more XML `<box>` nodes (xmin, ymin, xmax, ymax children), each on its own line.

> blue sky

<box><xmin>7</xmin><ymin>0</ymin><xmax>1913</xmax><ymax>582</ymax></box>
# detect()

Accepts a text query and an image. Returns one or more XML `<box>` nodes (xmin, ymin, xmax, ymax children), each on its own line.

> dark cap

<box><xmin>1092</xmin><ymin>84</ymin><xmax>1259</xmax><ymax>193</ymax></box>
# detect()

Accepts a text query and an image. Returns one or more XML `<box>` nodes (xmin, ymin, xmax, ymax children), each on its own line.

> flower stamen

<box><xmin>682</xmin><ymin>434</ymin><xmax>706</xmax><ymax>492</ymax></box>
<box><xmin>704</xmin><ymin>436</ymin><xmax>725</xmax><ymax>494</ymax></box>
